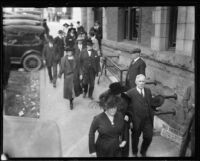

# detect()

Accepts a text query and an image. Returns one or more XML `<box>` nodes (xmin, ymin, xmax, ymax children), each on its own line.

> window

<box><xmin>168</xmin><ymin>7</ymin><xmax>178</xmax><ymax>48</ymax></box>
<box><xmin>124</xmin><ymin>7</ymin><xmax>140</xmax><ymax>41</ymax></box>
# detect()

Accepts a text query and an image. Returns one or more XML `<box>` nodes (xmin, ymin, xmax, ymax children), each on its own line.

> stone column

<box><xmin>102</xmin><ymin>7</ymin><xmax>107</xmax><ymax>40</ymax></box>
<box><xmin>151</xmin><ymin>7</ymin><xmax>170</xmax><ymax>51</ymax></box>
<box><xmin>176</xmin><ymin>6</ymin><xmax>194</xmax><ymax>56</ymax></box>
<box><xmin>87</xmin><ymin>7</ymin><xmax>94</xmax><ymax>34</ymax></box>
<box><xmin>81</xmin><ymin>7</ymin><xmax>87</xmax><ymax>31</ymax></box>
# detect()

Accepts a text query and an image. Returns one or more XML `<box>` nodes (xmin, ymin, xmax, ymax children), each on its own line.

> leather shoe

<box><xmin>83</xmin><ymin>93</ymin><xmax>86</xmax><ymax>98</ymax></box>
<box><xmin>53</xmin><ymin>84</ymin><xmax>56</xmax><ymax>88</ymax></box>
<box><xmin>89</xmin><ymin>96</ymin><xmax>94</xmax><ymax>100</ymax></box>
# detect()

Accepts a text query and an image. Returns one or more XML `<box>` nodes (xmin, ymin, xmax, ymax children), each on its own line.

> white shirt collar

<box><xmin>136</xmin><ymin>87</ymin><xmax>144</xmax><ymax>95</ymax></box>
<box><xmin>88</xmin><ymin>50</ymin><xmax>92</xmax><ymax>56</ymax></box>
<box><xmin>134</xmin><ymin>57</ymin><xmax>140</xmax><ymax>62</ymax></box>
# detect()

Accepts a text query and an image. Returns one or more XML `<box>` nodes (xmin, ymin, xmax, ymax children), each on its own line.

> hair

<box><xmin>135</xmin><ymin>74</ymin><xmax>146</xmax><ymax>84</ymax></box>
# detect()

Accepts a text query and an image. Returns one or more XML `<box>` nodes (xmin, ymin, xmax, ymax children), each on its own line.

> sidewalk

<box><xmin>39</xmin><ymin>67</ymin><xmax>110</xmax><ymax>157</ymax></box>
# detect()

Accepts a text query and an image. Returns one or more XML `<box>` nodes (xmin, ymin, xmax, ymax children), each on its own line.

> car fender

<box><xmin>21</xmin><ymin>50</ymin><xmax>42</xmax><ymax>63</ymax></box>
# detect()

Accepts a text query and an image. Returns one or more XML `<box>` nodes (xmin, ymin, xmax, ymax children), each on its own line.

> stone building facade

<box><xmin>80</xmin><ymin>7</ymin><xmax>195</xmax><ymax>129</ymax></box>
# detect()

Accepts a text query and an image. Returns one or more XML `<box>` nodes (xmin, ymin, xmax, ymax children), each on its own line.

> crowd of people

<box><xmin>42</xmin><ymin>20</ymin><xmax>102</xmax><ymax>110</ymax></box>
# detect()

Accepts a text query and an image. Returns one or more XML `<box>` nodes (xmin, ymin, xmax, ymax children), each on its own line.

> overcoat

<box><xmin>89</xmin><ymin>112</ymin><xmax>125</xmax><ymax>157</ymax></box>
<box><xmin>79</xmin><ymin>49</ymin><xmax>98</xmax><ymax>84</ymax></box>
<box><xmin>125</xmin><ymin>58</ymin><xmax>146</xmax><ymax>88</ymax></box>
<box><xmin>54</xmin><ymin>36</ymin><xmax>65</xmax><ymax>58</ymax></box>
<box><xmin>59</xmin><ymin>55</ymin><xmax>82</xmax><ymax>99</ymax></box>
<box><xmin>42</xmin><ymin>43</ymin><xmax>59</xmax><ymax>67</ymax></box>
<box><xmin>126</xmin><ymin>87</ymin><xmax>154</xmax><ymax>129</ymax></box>
<box><xmin>65</xmin><ymin>34</ymin><xmax>76</xmax><ymax>50</ymax></box>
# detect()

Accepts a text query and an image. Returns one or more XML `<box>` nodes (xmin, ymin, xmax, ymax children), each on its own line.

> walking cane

<box><xmin>43</xmin><ymin>60</ymin><xmax>46</xmax><ymax>87</ymax></box>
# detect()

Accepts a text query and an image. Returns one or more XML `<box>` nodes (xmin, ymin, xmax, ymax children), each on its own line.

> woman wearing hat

<box><xmin>58</xmin><ymin>48</ymin><xmax>82</xmax><ymax>110</ymax></box>
<box><xmin>89</xmin><ymin>92</ymin><xmax>127</xmax><ymax>157</ymax></box>
<box><xmin>65</xmin><ymin>29</ymin><xmax>77</xmax><ymax>51</ymax></box>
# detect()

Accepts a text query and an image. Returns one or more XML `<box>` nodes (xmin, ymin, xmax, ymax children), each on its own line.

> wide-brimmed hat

<box><xmin>65</xmin><ymin>48</ymin><xmax>74</xmax><ymax>52</ymax></box>
<box><xmin>63</xmin><ymin>23</ymin><xmax>69</xmax><ymax>27</ymax></box>
<box><xmin>109</xmin><ymin>82</ymin><xmax>128</xmax><ymax>95</ymax></box>
<box><xmin>86</xmin><ymin>39</ymin><xmax>93</xmax><ymax>46</ymax></box>
<box><xmin>130</xmin><ymin>48</ymin><xmax>141</xmax><ymax>54</ymax></box>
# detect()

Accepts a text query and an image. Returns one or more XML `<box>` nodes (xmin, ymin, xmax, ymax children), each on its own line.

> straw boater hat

<box><xmin>63</xmin><ymin>23</ymin><xmax>69</xmax><ymax>27</ymax></box>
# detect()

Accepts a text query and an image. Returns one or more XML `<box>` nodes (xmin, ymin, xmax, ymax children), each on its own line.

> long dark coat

<box><xmin>79</xmin><ymin>49</ymin><xmax>98</xmax><ymax>84</ymax></box>
<box><xmin>42</xmin><ymin>43</ymin><xmax>59</xmax><ymax>67</ymax></box>
<box><xmin>89</xmin><ymin>112</ymin><xmax>125</xmax><ymax>157</ymax></box>
<box><xmin>54</xmin><ymin>36</ymin><xmax>65</xmax><ymax>58</ymax></box>
<box><xmin>58</xmin><ymin>55</ymin><xmax>82</xmax><ymax>99</ymax></box>
<box><xmin>126</xmin><ymin>87</ymin><xmax>154</xmax><ymax>129</ymax></box>
<box><xmin>125</xmin><ymin>58</ymin><xmax>146</xmax><ymax>89</ymax></box>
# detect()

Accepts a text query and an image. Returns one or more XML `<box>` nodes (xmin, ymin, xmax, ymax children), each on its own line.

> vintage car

<box><xmin>3</xmin><ymin>19</ymin><xmax>42</xmax><ymax>26</ymax></box>
<box><xmin>3</xmin><ymin>14</ymin><xmax>42</xmax><ymax>21</ymax></box>
<box><xmin>3</xmin><ymin>24</ymin><xmax>45</xmax><ymax>72</ymax></box>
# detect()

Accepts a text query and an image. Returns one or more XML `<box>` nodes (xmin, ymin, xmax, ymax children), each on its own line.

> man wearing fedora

<box><xmin>74</xmin><ymin>36</ymin><xmax>85</xmax><ymax>58</ymax></box>
<box><xmin>54</xmin><ymin>30</ymin><xmax>65</xmax><ymax>68</ymax></box>
<box><xmin>125</xmin><ymin>48</ymin><xmax>146</xmax><ymax>89</ymax></box>
<box><xmin>42</xmin><ymin>36</ymin><xmax>59</xmax><ymax>88</ymax></box>
<box><xmin>80</xmin><ymin>39</ymin><xmax>98</xmax><ymax>100</ymax></box>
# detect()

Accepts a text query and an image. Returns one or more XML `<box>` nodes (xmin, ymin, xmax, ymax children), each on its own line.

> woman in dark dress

<box><xmin>58</xmin><ymin>48</ymin><xmax>82</xmax><ymax>110</ymax></box>
<box><xmin>89</xmin><ymin>94</ymin><xmax>127</xmax><ymax>157</ymax></box>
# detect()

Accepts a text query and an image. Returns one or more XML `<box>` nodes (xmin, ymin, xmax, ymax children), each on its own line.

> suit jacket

<box><xmin>42</xmin><ymin>44</ymin><xmax>58</xmax><ymax>67</ymax></box>
<box><xmin>54</xmin><ymin>36</ymin><xmax>65</xmax><ymax>58</ymax></box>
<box><xmin>126</xmin><ymin>87</ymin><xmax>154</xmax><ymax>129</ymax></box>
<box><xmin>74</xmin><ymin>44</ymin><xmax>85</xmax><ymax>58</ymax></box>
<box><xmin>89</xmin><ymin>112</ymin><xmax>125</xmax><ymax>157</ymax></box>
<box><xmin>125</xmin><ymin>58</ymin><xmax>146</xmax><ymax>88</ymax></box>
<box><xmin>79</xmin><ymin>49</ymin><xmax>98</xmax><ymax>75</ymax></box>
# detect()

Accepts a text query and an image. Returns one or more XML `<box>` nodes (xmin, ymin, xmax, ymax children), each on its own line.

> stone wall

<box><xmin>140</xmin><ymin>7</ymin><xmax>154</xmax><ymax>47</ymax></box>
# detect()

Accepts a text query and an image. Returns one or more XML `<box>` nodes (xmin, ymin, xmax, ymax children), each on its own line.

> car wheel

<box><xmin>22</xmin><ymin>54</ymin><xmax>42</xmax><ymax>72</ymax></box>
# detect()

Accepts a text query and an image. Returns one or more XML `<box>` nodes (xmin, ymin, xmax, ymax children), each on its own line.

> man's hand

<box><xmin>119</xmin><ymin>141</ymin><xmax>127</xmax><ymax>148</ymax></box>
<box><xmin>90</xmin><ymin>152</ymin><xmax>97</xmax><ymax>157</ymax></box>
<box><xmin>80</xmin><ymin>75</ymin><xmax>83</xmax><ymax>80</ymax></box>
<box><xmin>43</xmin><ymin>60</ymin><xmax>46</xmax><ymax>65</ymax></box>
<box><xmin>124</xmin><ymin>115</ymin><xmax>129</xmax><ymax>122</ymax></box>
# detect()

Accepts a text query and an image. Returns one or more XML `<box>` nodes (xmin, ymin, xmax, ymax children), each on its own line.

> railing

<box><xmin>98</xmin><ymin>56</ymin><xmax>128</xmax><ymax>84</ymax></box>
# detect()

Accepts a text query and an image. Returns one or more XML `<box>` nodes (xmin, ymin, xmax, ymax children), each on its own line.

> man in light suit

<box><xmin>126</xmin><ymin>74</ymin><xmax>153</xmax><ymax>157</ymax></box>
<box><xmin>79</xmin><ymin>39</ymin><xmax>98</xmax><ymax>100</ymax></box>
<box><xmin>125</xmin><ymin>48</ymin><xmax>146</xmax><ymax>89</ymax></box>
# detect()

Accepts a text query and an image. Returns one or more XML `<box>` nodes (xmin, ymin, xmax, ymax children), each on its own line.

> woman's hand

<box><xmin>119</xmin><ymin>141</ymin><xmax>126</xmax><ymax>148</ymax></box>
<box><xmin>90</xmin><ymin>152</ymin><xmax>97</xmax><ymax>157</ymax></box>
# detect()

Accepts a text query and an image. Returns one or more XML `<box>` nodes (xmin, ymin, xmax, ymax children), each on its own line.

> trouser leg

<box><xmin>131</xmin><ymin>128</ymin><xmax>141</xmax><ymax>155</ymax></box>
<box><xmin>82</xmin><ymin>83</ymin><xmax>88</xmax><ymax>94</ymax></box>
<box><xmin>52</xmin><ymin>63</ymin><xmax>57</xmax><ymax>85</ymax></box>
<box><xmin>88</xmin><ymin>74</ymin><xmax>95</xmax><ymax>98</ymax></box>
<box><xmin>140</xmin><ymin>119</ymin><xmax>153</xmax><ymax>156</ymax></box>
<box><xmin>47</xmin><ymin>66</ymin><xmax>53</xmax><ymax>81</ymax></box>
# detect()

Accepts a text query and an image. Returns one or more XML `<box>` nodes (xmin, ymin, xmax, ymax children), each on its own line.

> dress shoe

<box><xmin>83</xmin><ymin>93</ymin><xmax>86</xmax><ymax>98</ymax></box>
<box><xmin>140</xmin><ymin>152</ymin><xmax>146</xmax><ymax>157</ymax></box>
<box><xmin>70</xmin><ymin>102</ymin><xmax>73</xmax><ymax>110</ymax></box>
<box><xmin>53</xmin><ymin>84</ymin><xmax>56</xmax><ymax>88</ymax></box>
<box><xmin>89</xmin><ymin>96</ymin><xmax>94</xmax><ymax>100</ymax></box>
<box><xmin>132</xmin><ymin>153</ymin><xmax>138</xmax><ymax>157</ymax></box>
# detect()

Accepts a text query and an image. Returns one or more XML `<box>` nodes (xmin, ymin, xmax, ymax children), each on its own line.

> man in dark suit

<box><xmin>74</xmin><ymin>36</ymin><xmax>85</xmax><ymax>58</ymax></box>
<box><xmin>125</xmin><ymin>48</ymin><xmax>146</xmax><ymax>89</ymax></box>
<box><xmin>126</xmin><ymin>74</ymin><xmax>154</xmax><ymax>157</ymax></box>
<box><xmin>89</xmin><ymin>21</ymin><xmax>102</xmax><ymax>54</ymax></box>
<box><xmin>54</xmin><ymin>30</ymin><xmax>65</xmax><ymax>67</ymax></box>
<box><xmin>80</xmin><ymin>39</ymin><xmax>98</xmax><ymax>100</ymax></box>
<box><xmin>42</xmin><ymin>36</ymin><xmax>60</xmax><ymax>88</ymax></box>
